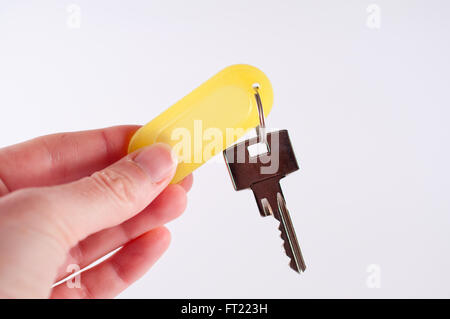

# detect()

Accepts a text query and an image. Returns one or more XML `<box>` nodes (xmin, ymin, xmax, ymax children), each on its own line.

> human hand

<box><xmin>0</xmin><ymin>125</ymin><xmax>192</xmax><ymax>298</ymax></box>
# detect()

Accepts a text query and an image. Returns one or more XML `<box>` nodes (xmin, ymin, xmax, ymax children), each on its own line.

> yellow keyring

<box><xmin>128</xmin><ymin>64</ymin><xmax>274</xmax><ymax>183</ymax></box>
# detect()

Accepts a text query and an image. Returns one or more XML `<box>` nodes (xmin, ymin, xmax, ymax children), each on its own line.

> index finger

<box><xmin>0</xmin><ymin>125</ymin><xmax>140</xmax><ymax>195</ymax></box>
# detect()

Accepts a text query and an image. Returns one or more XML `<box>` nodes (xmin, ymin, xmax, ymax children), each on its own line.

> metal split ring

<box><xmin>253</xmin><ymin>86</ymin><xmax>267</xmax><ymax>145</ymax></box>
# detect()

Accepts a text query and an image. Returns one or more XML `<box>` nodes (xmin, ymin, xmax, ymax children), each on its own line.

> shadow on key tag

<box><xmin>223</xmin><ymin>88</ymin><xmax>306</xmax><ymax>273</ymax></box>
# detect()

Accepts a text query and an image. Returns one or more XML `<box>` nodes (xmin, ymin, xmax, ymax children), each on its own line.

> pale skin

<box><xmin>0</xmin><ymin>125</ymin><xmax>193</xmax><ymax>298</ymax></box>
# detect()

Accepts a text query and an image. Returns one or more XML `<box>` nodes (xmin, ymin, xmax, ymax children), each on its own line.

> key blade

<box><xmin>251</xmin><ymin>179</ymin><xmax>306</xmax><ymax>273</ymax></box>
<box><xmin>276</xmin><ymin>193</ymin><xmax>306</xmax><ymax>273</ymax></box>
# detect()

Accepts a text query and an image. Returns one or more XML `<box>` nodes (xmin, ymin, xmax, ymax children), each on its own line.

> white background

<box><xmin>0</xmin><ymin>1</ymin><xmax>449</xmax><ymax>298</ymax></box>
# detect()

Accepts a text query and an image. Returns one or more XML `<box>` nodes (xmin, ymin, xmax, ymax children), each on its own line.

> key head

<box><xmin>223</xmin><ymin>130</ymin><xmax>299</xmax><ymax>190</ymax></box>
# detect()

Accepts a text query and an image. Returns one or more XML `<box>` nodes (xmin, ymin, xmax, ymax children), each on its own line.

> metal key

<box><xmin>223</xmin><ymin>129</ymin><xmax>306</xmax><ymax>273</ymax></box>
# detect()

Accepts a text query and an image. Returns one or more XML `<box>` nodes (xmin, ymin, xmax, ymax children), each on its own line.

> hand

<box><xmin>0</xmin><ymin>125</ymin><xmax>192</xmax><ymax>298</ymax></box>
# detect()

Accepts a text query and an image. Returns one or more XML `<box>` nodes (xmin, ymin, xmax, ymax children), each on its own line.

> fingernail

<box><xmin>134</xmin><ymin>143</ymin><xmax>178</xmax><ymax>183</ymax></box>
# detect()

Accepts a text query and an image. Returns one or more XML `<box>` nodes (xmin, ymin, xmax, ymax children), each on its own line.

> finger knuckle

<box><xmin>90</xmin><ymin>168</ymin><xmax>138</xmax><ymax>206</ymax></box>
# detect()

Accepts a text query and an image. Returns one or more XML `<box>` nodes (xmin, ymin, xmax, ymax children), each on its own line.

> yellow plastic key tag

<box><xmin>128</xmin><ymin>64</ymin><xmax>273</xmax><ymax>183</ymax></box>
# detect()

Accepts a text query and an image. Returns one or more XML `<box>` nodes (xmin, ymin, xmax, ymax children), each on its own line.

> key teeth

<box><xmin>277</xmin><ymin>220</ymin><xmax>305</xmax><ymax>273</ymax></box>
<box><xmin>289</xmin><ymin>260</ymin><xmax>303</xmax><ymax>273</ymax></box>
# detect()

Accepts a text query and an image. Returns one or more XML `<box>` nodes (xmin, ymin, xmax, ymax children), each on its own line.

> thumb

<box><xmin>1</xmin><ymin>143</ymin><xmax>178</xmax><ymax>250</ymax></box>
